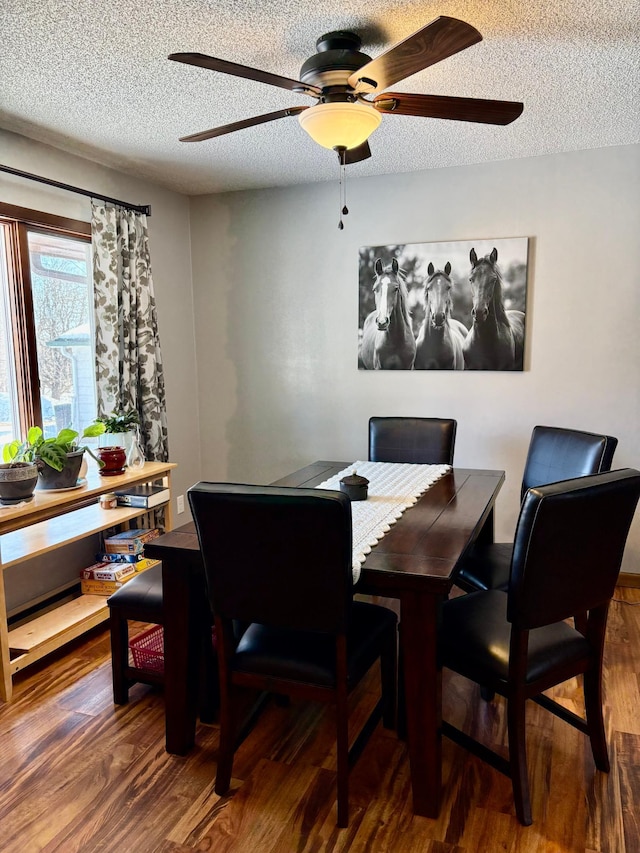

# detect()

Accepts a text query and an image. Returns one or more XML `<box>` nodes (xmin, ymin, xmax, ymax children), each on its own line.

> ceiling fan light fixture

<box><xmin>298</xmin><ymin>101</ymin><xmax>381</xmax><ymax>150</ymax></box>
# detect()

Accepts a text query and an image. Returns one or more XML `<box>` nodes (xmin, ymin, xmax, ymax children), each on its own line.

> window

<box><xmin>0</xmin><ymin>203</ymin><xmax>95</xmax><ymax>445</ymax></box>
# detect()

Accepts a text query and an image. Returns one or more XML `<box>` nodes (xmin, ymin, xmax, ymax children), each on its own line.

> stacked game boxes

<box><xmin>102</xmin><ymin>528</ymin><xmax>160</xmax><ymax>554</ymax></box>
<box><xmin>80</xmin><ymin>529</ymin><xmax>161</xmax><ymax>595</ymax></box>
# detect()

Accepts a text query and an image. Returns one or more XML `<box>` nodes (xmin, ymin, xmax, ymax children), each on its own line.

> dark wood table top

<box><xmin>278</xmin><ymin>462</ymin><xmax>504</xmax><ymax>595</ymax></box>
<box><xmin>148</xmin><ymin>463</ymin><xmax>504</xmax><ymax>596</ymax></box>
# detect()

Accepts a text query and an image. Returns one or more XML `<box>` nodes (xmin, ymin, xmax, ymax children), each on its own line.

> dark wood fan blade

<box><xmin>338</xmin><ymin>141</ymin><xmax>372</xmax><ymax>164</ymax></box>
<box><xmin>348</xmin><ymin>16</ymin><xmax>482</xmax><ymax>93</ymax></box>
<box><xmin>374</xmin><ymin>92</ymin><xmax>523</xmax><ymax>125</ymax></box>
<box><xmin>179</xmin><ymin>107</ymin><xmax>308</xmax><ymax>142</ymax></box>
<box><xmin>169</xmin><ymin>53</ymin><xmax>321</xmax><ymax>96</ymax></box>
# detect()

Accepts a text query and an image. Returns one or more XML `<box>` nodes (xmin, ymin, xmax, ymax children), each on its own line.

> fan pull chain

<box><xmin>336</xmin><ymin>146</ymin><xmax>349</xmax><ymax>230</ymax></box>
<box><xmin>342</xmin><ymin>157</ymin><xmax>349</xmax><ymax>217</ymax></box>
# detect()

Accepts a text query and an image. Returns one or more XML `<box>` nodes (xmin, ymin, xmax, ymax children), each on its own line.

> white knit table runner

<box><xmin>316</xmin><ymin>461</ymin><xmax>450</xmax><ymax>583</ymax></box>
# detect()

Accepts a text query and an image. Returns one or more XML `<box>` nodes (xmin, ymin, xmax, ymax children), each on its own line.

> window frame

<box><xmin>0</xmin><ymin>202</ymin><xmax>91</xmax><ymax>434</ymax></box>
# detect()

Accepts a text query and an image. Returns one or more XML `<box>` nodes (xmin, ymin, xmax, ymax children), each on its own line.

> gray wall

<box><xmin>189</xmin><ymin>144</ymin><xmax>640</xmax><ymax>571</ymax></box>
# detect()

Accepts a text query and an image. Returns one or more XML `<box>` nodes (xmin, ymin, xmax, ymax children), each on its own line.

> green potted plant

<box><xmin>95</xmin><ymin>408</ymin><xmax>140</xmax><ymax>455</ymax></box>
<box><xmin>3</xmin><ymin>423</ymin><xmax>106</xmax><ymax>491</ymax></box>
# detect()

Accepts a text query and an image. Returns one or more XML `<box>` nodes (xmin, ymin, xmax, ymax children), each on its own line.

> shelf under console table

<box><xmin>0</xmin><ymin>460</ymin><xmax>176</xmax><ymax>702</ymax></box>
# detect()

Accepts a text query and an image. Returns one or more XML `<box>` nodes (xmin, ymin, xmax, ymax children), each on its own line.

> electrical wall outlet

<box><xmin>177</xmin><ymin>494</ymin><xmax>185</xmax><ymax>514</ymax></box>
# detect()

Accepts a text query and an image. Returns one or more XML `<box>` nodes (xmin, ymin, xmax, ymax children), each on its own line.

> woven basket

<box><xmin>129</xmin><ymin>624</ymin><xmax>216</xmax><ymax>674</ymax></box>
<box><xmin>129</xmin><ymin>624</ymin><xmax>164</xmax><ymax>673</ymax></box>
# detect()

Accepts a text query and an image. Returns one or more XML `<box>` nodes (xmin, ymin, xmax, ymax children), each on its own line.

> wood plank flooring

<box><xmin>1</xmin><ymin>590</ymin><xmax>640</xmax><ymax>852</ymax></box>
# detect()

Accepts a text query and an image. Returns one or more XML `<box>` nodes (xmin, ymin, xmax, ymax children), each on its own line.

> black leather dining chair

<box><xmin>440</xmin><ymin>468</ymin><xmax>640</xmax><ymax>825</ymax></box>
<box><xmin>455</xmin><ymin>425</ymin><xmax>618</xmax><ymax>593</ymax></box>
<box><xmin>188</xmin><ymin>482</ymin><xmax>398</xmax><ymax>828</ymax></box>
<box><xmin>368</xmin><ymin>416</ymin><xmax>457</xmax><ymax>465</ymax></box>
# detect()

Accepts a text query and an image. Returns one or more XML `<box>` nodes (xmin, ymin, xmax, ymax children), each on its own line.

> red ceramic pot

<box><xmin>98</xmin><ymin>446</ymin><xmax>126</xmax><ymax>476</ymax></box>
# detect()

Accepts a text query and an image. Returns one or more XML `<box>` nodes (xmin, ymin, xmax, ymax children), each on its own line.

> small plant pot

<box><xmin>97</xmin><ymin>446</ymin><xmax>127</xmax><ymax>476</ymax></box>
<box><xmin>0</xmin><ymin>462</ymin><xmax>39</xmax><ymax>505</ymax></box>
<box><xmin>37</xmin><ymin>450</ymin><xmax>85</xmax><ymax>491</ymax></box>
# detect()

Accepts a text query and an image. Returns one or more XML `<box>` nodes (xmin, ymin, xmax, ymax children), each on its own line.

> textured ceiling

<box><xmin>2</xmin><ymin>0</ymin><xmax>638</xmax><ymax>195</ymax></box>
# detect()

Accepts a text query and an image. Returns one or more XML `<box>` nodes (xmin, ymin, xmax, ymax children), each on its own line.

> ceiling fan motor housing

<box><xmin>299</xmin><ymin>31</ymin><xmax>372</xmax><ymax>100</ymax></box>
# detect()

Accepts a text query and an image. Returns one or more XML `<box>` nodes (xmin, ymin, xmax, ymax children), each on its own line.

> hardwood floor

<box><xmin>1</xmin><ymin>590</ymin><xmax>640</xmax><ymax>852</ymax></box>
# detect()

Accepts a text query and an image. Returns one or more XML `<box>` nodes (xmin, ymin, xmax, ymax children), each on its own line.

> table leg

<box><xmin>399</xmin><ymin>589</ymin><xmax>444</xmax><ymax>818</ymax></box>
<box><xmin>163</xmin><ymin>555</ymin><xmax>200</xmax><ymax>755</ymax></box>
<box><xmin>475</xmin><ymin>506</ymin><xmax>495</xmax><ymax>546</ymax></box>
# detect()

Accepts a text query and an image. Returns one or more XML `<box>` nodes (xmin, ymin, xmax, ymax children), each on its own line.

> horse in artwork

<box><xmin>414</xmin><ymin>262</ymin><xmax>467</xmax><ymax>370</ymax></box>
<box><xmin>359</xmin><ymin>258</ymin><xmax>417</xmax><ymax>369</ymax></box>
<box><xmin>463</xmin><ymin>248</ymin><xmax>525</xmax><ymax>370</ymax></box>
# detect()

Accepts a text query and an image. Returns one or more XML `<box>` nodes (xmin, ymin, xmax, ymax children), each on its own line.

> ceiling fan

<box><xmin>169</xmin><ymin>15</ymin><xmax>523</xmax><ymax>165</ymax></box>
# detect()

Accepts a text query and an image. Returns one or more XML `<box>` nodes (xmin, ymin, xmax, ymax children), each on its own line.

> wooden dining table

<box><xmin>144</xmin><ymin>462</ymin><xmax>504</xmax><ymax>819</ymax></box>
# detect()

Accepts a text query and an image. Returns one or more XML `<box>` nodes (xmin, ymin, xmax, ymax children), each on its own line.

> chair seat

<box><xmin>442</xmin><ymin>590</ymin><xmax>590</xmax><ymax>686</ymax></box>
<box><xmin>234</xmin><ymin>601</ymin><xmax>397</xmax><ymax>688</ymax></box>
<box><xmin>107</xmin><ymin>563</ymin><xmax>164</xmax><ymax>622</ymax></box>
<box><xmin>457</xmin><ymin>542</ymin><xmax>513</xmax><ymax>591</ymax></box>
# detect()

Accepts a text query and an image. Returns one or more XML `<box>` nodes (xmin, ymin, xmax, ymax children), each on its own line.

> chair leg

<box><xmin>584</xmin><ymin>667</ymin><xmax>609</xmax><ymax>772</ymax></box>
<box><xmin>396</xmin><ymin>624</ymin><xmax>407</xmax><ymax>740</ymax></box>
<box><xmin>109</xmin><ymin>610</ymin><xmax>131</xmax><ymax>705</ymax></box>
<box><xmin>507</xmin><ymin>693</ymin><xmax>532</xmax><ymax>826</ymax></box>
<box><xmin>380</xmin><ymin>627</ymin><xmax>397</xmax><ymax>730</ymax></box>
<box><xmin>215</xmin><ymin>682</ymin><xmax>236</xmax><ymax>795</ymax></box>
<box><xmin>335</xmin><ymin>684</ymin><xmax>350</xmax><ymax>828</ymax></box>
<box><xmin>584</xmin><ymin>604</ymin><xmax>610</xmax><ymax>772</ymax></box>
<box><xmin>198</xmin><ymin>627</ymin><xmax>219</xmax><ymax>724</ymax></box>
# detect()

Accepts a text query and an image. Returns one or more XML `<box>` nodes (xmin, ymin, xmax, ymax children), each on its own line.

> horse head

<box><xmin>469</xmin><ymin>247</ymin><xmax>500</xmax><ymax>325</ymax></box>
<box><xmin>425</xmin><ymin>261</ymin><xmax>453</xmax><ymax>329</ymax></box>
<box><xmin>373</xmin><ymin>258</ymin><xmax>405</xmax><ymax>332</ymax></box>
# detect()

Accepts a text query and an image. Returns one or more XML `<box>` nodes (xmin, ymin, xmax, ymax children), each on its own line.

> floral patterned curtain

<box><xmin>91</xmin><ymin>202</ymin><xmax>169</xmax><ymax>462</ymax></box>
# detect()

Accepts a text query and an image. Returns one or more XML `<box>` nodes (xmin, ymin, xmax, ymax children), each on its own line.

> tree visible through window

<box><xmin>0</xmin><ymin>204</ymin><xmax>95</xmax><ymax>445</ymax></box>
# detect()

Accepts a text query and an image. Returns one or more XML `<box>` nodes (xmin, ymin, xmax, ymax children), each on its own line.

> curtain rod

<box><xmin>0</xmin><ymin>164</ymin><xmax>152</xmax><ymax>216</ymax></box>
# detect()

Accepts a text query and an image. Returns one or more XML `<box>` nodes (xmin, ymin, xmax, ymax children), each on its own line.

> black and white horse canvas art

<box><xmin>358</xmin><ymin>238</ymin><xmax>529</xmax><ymax>371</ymax></box>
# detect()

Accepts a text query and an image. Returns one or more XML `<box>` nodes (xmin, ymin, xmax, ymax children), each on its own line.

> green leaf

<box><xmin>27</xmin><ymin>426</ymin><xmax>43</xmax><ymax>445</ymax></box>
<box><xmin>55</xmin><ymin>428</ymin><xmax>79</xmax><ymax>447</ymax></box>
<box><xmin>83</xmin><ymin>422</ymin><xmax>106</xmax><ymax>438</ymax></box>
<box><xmin>38</xmin><ymin>443</ymin><xmax>67</xmax><ymax>472</ymax></box>
<box><xmin>3</xmin><ymin>442</ymin><xmax>19</xmax><ymax>462</ymax></box>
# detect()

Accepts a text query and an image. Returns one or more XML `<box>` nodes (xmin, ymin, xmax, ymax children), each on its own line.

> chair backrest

<box><xmin>508</xmin><ymin>468</ymin><xmax>640</xmax><ymax>629</ymax></box>
<box><xmin>368</xmin><ymin>417</ymin><xmax>457</xmax><ymax>465</ymax></box>
<box><xmin>520</xmin><ymin>425</ymin><xmax>618</xmax><ymax>501</ymax></box>
<box><xmin>188</xmin><ymin>483</ymin><xmax>354</xmax><ymax>635</ymax></box>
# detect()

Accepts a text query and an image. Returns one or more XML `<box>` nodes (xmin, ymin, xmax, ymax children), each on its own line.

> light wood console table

<box><xmin>0</xmin><ymin>460</ymin><xmax>176</xmax><ymax>702</ymax></box>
